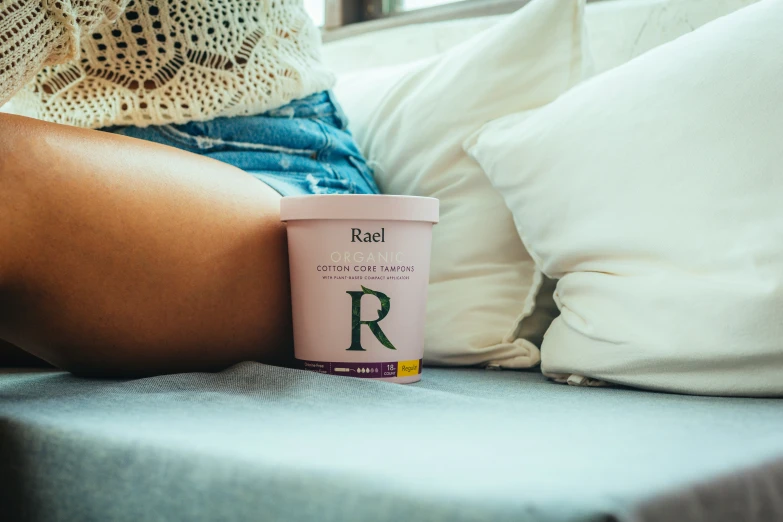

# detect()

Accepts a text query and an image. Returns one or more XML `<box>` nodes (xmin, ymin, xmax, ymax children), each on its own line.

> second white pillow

<box><xmin>336</xmin><ymin>0</ymin><xmax>591</xmax><ymax>368</ymax></box>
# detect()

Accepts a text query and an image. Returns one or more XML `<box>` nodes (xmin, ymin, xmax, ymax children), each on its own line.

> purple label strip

<box><xmin>297</xmin><ymin>359</ymin><xmax>422</xmax><ymax>378</ymax></box>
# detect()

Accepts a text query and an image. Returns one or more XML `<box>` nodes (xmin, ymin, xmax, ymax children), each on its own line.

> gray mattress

<box><xmin>1</xmin><ymin>363</ymin><xmax>782</xmax><ymax>522</ymax></box>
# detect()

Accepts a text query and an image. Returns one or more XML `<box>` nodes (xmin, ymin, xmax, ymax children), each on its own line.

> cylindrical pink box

<box><xmin>281</xmin><ymin>195</ymin><xmax>439</xmax><ymax>384</ymax></box>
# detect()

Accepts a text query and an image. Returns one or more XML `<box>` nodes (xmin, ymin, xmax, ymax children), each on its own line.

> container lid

<box><xmin>281</xmin><ymin>195</ymin><xmax>439</xmax><ymax>223</ymax></box>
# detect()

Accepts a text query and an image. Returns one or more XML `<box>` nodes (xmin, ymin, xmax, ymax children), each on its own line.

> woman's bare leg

<box><xmin>0</xmin><ymin>113</ymin><xmax>293</xmax><ymax>376</ymax></box>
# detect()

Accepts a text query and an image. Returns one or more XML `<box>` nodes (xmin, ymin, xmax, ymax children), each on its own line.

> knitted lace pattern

<box><xmin>0</xmin><ymin>0</ymin><xmax>333</xmax><ymax>127</ymax></box>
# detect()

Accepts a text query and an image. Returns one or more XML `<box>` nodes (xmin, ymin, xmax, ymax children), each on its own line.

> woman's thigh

<box><xmin>0</xmin><ymin>113</ymin><xmax>293</xmax><ymax>376</ymax></box>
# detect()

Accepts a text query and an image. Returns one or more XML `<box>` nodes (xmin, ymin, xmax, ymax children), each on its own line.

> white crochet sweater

<box><xmin>0</xmin><ymin>0</ymin><xmax>334</xmax><ymax>128</ymax></box>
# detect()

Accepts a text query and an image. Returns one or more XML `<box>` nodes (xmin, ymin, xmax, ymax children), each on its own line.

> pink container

<box><xmin>281</xmin><ymin>195</ymin><xmax>439</xmax><ymax>383</ymax></box>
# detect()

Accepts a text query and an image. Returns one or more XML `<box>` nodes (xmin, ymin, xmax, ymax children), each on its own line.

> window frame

<box><xmin>323</xmin><ymin>0</ymin><xmax>532</xmax><ymax>36</ymax></box>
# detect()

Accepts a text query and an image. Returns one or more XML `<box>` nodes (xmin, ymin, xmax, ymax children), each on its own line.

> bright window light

<box><xmin>303</xmin><ymin>0</ymin><xmax>326</xmax><ymax>26</ymax></box>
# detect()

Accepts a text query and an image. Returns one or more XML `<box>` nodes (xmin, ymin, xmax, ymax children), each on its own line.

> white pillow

<box><xmin>466</xmin><ymin>0</ymin><xmax>783</xmax><ymax>394</ymax></box>
<box><xmin>323</xmin><ymin>16</ymin><xmax>502</xmax><ymax>75</ymax></box>
<box><xmin>335</xmin><ymin>0</ymin><xmax>591</xmax><ymax>368</ymax></box>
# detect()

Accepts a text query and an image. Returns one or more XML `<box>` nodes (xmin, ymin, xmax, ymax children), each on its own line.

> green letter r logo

<box><xmin>345</xmin><ymin>286</ymin><xmax>397</xmax><ymax>351</ymax></box>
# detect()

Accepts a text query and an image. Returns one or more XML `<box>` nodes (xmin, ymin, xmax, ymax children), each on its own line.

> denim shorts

<box><xmin>101</xmin><ymin>91</ymin><xmax>380</xmax><ymax>196</ymax></box>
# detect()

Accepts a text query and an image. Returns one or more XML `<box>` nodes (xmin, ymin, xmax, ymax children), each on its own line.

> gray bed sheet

<box><xmin>1</xmin><ymin>363</ymin><xmax>782</xmax><ymax>522</ymax></box>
